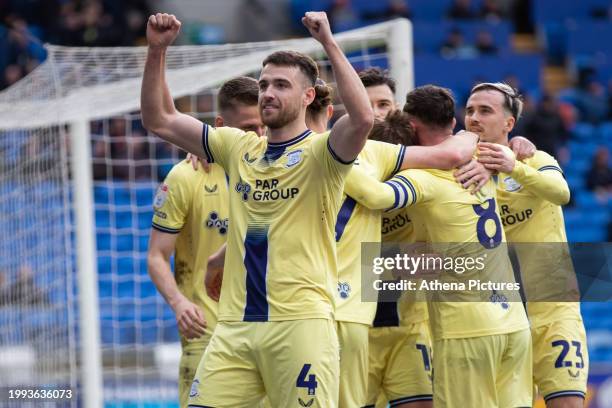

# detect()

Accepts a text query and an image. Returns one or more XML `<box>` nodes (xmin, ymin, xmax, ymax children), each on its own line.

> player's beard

<box><xmin>262</xmin><ymin>102</ymin><xmax>301</xmax><ymax>130</ymax></box>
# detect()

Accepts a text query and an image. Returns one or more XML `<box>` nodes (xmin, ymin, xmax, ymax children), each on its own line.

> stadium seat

<box><xmin>413</xmin><ymin>21</ymin><xmax>512</xmax><ymax>55</ymax></box>
<box><xmin>414</xmin><ymin>54</ymin><xmax>542</xmax><ymax>97</ymax></box>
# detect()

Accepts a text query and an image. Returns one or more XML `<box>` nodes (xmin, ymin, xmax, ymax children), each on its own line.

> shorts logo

<box><xmin>568</xmin><ymin>369</ymin><xmax>580</xmax><ymax>378</ymax></box>
<box><xmin>235</xmin><ymin>179</ymin><xmax>251</xmax><ymax>201</ymax></box>
<box><xmin>286</xmin><ymin>149</ymin><xmax>303</xmax><ymax>168</ymax></box>
<box><xmin>153</xmin><ymin>184</ymin><xmax>169</xmax><ymax>209</ymax></box>
<box><xmin>204</xmin><ymin>184</ymin><xmax>218</xmax><ymax>194</ymax></box>
<box><xmin>337</xmin><ymin>282</ymin><xmax>351</xmax><ymax>299</ymax></box>
<box><xmin>503</xmin><ymin>176</ymin><xmax>522</xmax><ymax>192</ymax></box>
<box><xmin>489</xmin><ymin>290</ymin><xmax>509</xmax><ymax>309</ymax></box>
<box><xmin>205</xmin><ymin>211</ymin><xmax>229</xmax><ymax>235</ymax></box>
<box><xmin>189</xmin><ymin>379</ymin><xmax>199</xmax><ymax>398</ymax></box>
<box><xmin>298</xmin><ymin>397</ymin><xmax>314</xmax><ymax>407</ymax></box>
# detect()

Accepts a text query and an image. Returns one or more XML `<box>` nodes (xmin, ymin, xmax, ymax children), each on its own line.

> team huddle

<box><xmin>142</xmin><ymin>11</ymin><xmax>589</xmax><ymax>408</ymax></box>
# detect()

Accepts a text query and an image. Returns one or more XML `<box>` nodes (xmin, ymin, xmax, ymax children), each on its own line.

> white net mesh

<box><xmin>0</xmin><ymin>125</ymin><xmax>77</xmax><ymax>406</ymax></box>
<box><xmin>0</xmin><ymin>19</ymin><xmax>411</xmax><ymax>407</ymax></box>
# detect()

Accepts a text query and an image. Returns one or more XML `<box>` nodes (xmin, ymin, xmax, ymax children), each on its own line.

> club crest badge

<box><xmin>153</xmin><ymin>184</ymin><xmax>169</xmax><ymax>209</ymax></box>
<box><xmin>286</xmin><ymin>150</ymin><xmax>303</xmax><ymax>168</ymax></box>
<box><xmin>503</xmin><ymin>176</ymin><xmax>522</xmax><ymax>192</ymax></box>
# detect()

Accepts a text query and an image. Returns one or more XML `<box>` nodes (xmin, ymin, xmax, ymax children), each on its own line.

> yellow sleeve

<box><xmin>310</xmin><ymin>131</ymin><xmax>354</xmax><ymax>179</ymax></box>
<box><xmin>344</xmin><ymin>166</ymin><xmax>420</xmax><ymax>210</ymax></box>
<box><xmin>510</xmin><ymin>151</ymin><xmax>570</xmax><ymax>205</ymax></box>
<box><xmin>151</xmin><ymin>164</ymin><xmax>193</xmax><ymax>233</ymax></box>
<box><xmin>201</xmin><ymin>125</ymin><xmax>250</xmax><ymax>170</ymax></box>
<box><xmin>368</xmin><ymin>140</ymin><xmax>406</xmax><ymax>179</ymax></box>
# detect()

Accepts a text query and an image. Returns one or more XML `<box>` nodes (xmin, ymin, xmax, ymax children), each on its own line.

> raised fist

<box><xmin>302</xmin><ymin>11</ymin><xmax>334</xmax><ymax>45</ymax></box>
<box><xmin>146</xmin><ymin>13</ymin><xmax>181</xmax><ymax>49</ymax></box>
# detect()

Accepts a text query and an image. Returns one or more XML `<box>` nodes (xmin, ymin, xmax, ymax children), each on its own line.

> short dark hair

<box><xmin>307</xmin><ymin>79</ymin><xmax>333</xmax><ymax>117</ymax></box>
<box><xmin>218</xmin><ymin>76</ymin><xmax>259</xmax><ymax>113</ymax></box>
<box><xmin>359</xmin><ymin>67</ymin><xmax>396</xmax><ymax>94</ymax></box>
<box><xmin>262</xmin><ymin>51</ymin><xmax>319</xmax><ymax>86</ymax></box>
<box><xmin>403</xmin><ymin>85</ymin><xmax>455</xmax><ymax>128</ymax></box>
<box><xmin>470</xmin><ymin>82</ymin><xmax>524</xmax><ymax>120</ymax></box>
<box><xmin>368</xmin><ymin>110</ymin><xmax>415</xmax><ymax>145</ymax></box>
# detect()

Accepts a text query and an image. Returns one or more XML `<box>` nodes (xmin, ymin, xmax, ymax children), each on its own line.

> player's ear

<box><xmin>451</xmin><ymin>117</ymin><xmax>457</xmax><ymax>129</ymax></box>
<box><xmin>304</xmin><ymin>86</ymin><xmax>315</xmax><ymax>107</ymax></box>
<box><xmin>215</xmin><ymin>116</ymin><xmax>224</xmax><ymax>128</ymax></box>
<box><xmin>326</xmin><ymin>104</ymin><xmax>334</xmax><ymax>121</ymax></box>
<box><xmin>504</xmin><ymin>115</ymin><xmax>515</xmax><ymax>133</ymax></box>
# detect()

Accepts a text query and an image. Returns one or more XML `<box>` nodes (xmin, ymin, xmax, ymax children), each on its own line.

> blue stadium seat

<box><xmin>413</xmin><ymin>21</ymin><xmax>512</xmax><ymax>55</ymax></box>
<box><xmin>96</xmin><ymin>233</ymin><xmax>112</xmax><ymax>252</ymax></box>
<box><xmin>572</xmin><ymin>122</ymin><xmax>596</xmax><ymax>141</ymax></box>
<box><xmin>117</xmin><ymin>257</ymin><xmax>136</xmax><ymax>274</ymax></box>
<box><xmin>567</xmin><ymin>22</ymin><xmax>612</xmax><ymax>57</ymax></box>
<box><xmin>134</xmin><ymin>183</ymin><xmax>155</xmax><ymax>207</ymax></box>
<box><xmin>95</xmin><ymin>209</ymin><xmax>111</xmax><ymax>228</ymax></box>
<box><xmin>410</xmin><ymin>0</ymin><xmax>453</xmax><ymax>20</ymax></box>
<box><xmin>115</xmin><ymin>234</ymin><xmax>135</xmax><ymax>252</ymax></box>
<box><xmin>414</xmin><ymin>54</ymin><xmax>542</xmax><ymax>97</ymax></box>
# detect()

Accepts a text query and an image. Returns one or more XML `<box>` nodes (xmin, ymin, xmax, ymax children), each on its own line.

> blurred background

<box><xmin>0</xmin><ymin>0</ymin><xmax>610</xmax><ymax>407</ymax></box>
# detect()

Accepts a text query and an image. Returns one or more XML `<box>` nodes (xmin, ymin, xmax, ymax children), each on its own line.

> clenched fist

<box><xmin>302</xmin><ymin>11</ymin><xmax>334</xmax><ymax>46</ymax></box>
<box><xmin>146</xmin><ymin>13</ymin><xmax>181</xmax><ymax>50</ymax></box>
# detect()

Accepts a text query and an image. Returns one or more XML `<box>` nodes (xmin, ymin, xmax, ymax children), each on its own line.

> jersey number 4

<box><xmin>296</xmin><ymin>364</ymin><xmax>318</xmax><ymax>396</ymax></box>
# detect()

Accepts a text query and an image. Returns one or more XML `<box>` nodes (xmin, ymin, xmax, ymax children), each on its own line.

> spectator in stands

<box><xmin>327</xmin><ymin>0</ymin><xmax>360</xmax><ymax>32</ymax></box>
<box><xmin>447</xmin><ymin>0</ymin><xmax>477</xmax><ymax>20</ymax></box>
<box><xmin>0</xmin><ymin>270</ymin><xmax>7</xmax><ymax>306</ymax></box>
<box><xmin>5</xmin><ymin>264</ymin><xmax>49</xmax><ymax>306</ymax></box>
<box><xmin>474</xmin><ymin>30</ymin><xmax>498</xmax><ymax>54</ymax></box>
<box><xmin>108</xmin><ymin>117</ymin><xmax>152</xmax><ymax>180</ymax></box>
<box><xmin>440</xmin><ymin>28</ymin><xmax>477</xmax><ymax>58</ymax></box>
<box><xmin>607</xmin><ymin>79</ymin><xmax>612</xmax><ymax>120</ymax></box>
<box><xmin>478</xmin><ymin>0</ymin><xmax>507</xmax><ymax>21</ymax></box>
<box><xmin>520</xmin><ymin>93</ymin><xmax>569</xmax><ymax>156</ymax></box>
<box><xmin>362</xmin><ymin>0</ymin><xmax>412</xmax><ymax>21</ymax></box>
<box><xmin>574</xmin><ymin>79</ymin><xmax>608</xmax><ymax>124</ymax></box>
<box><xmin>1</xmin><ymin>64</ymin><xmax>24</xmax><ymax>89</ymax></box>
<box><xmin>586</xmin><ymin>146</ymin><xmax>612</xmax><ymax>194</ymax></box>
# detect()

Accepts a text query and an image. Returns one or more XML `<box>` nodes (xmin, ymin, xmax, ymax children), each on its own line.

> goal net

<box><xmin>0</xmin><ymin>19</ymin><xmax>412</xmax><ymax>407</ymax></box>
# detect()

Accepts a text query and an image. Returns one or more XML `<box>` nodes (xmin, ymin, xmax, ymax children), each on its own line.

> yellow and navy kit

<box><xmin>344</xmin><ymin>166</ymin><xmax>529</xmax><ymax>340</ymax></box>
<box><xmin>152</xmin><ymin>160</ymin><xmax>229</xmax><ymax>337</ymax></box>
<box><xmin>202</xmin><ymin>125</ymin><xmax>351</xmax><ymax>322</ymax></box>
<box><xmin>335</xmin><ymin>140</ymin><xmax>406</xmax><ymax>325</ymax></box>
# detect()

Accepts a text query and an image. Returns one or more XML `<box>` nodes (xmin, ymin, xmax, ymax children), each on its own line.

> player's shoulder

<box><xmin>521</xmin><ymin>149</ymin><xmax>561</xmax><ymax>171</ymax></box>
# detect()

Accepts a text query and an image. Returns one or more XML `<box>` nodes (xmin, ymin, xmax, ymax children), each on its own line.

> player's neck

<box><xmin>267</xmin><ymin>121</ymin><xmax>309</xmax><ymax>144</ymax></box>
<box><xmin>418</xmin><ymin>130</ymin><xmax>451</xmax><ymax>146</ymax></box>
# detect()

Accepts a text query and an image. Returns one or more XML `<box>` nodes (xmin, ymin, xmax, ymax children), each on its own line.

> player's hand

<box><xmin>173</xmin><ymin>297</ymin><xmax>207</xmax><ymax>339</ymax></box>
<box><xmin>185</xmin><ymin>153</ymin><xmax>210</xmax><ymax>173</ymax></box>
<box><xmin>302</xmin><ymin>11</ymin><xmax>334</xmax><ymax>46</ymax></box>
<box><xmin>454</xmin><ymin>158</ymin><xmax>493</xmax><ymax>194</ymax></box>
<box><xmin>508</xmin><ymin>136</ymin><xmax>536</xmax><ymax>161</ymax></box>
<box><xmin>146</xmin><ymin>13</ymin><xmax>181</xmax><ymax>50</ymax></box>
<box><xmin>205</xmin><ymin>246</ymin><xmax>226</xmax><ymax>302</ymax></box>
<box><xmin>478</xmin><ymin>142</ymin><xmax>516</xmax><ymax>173</ymax></box>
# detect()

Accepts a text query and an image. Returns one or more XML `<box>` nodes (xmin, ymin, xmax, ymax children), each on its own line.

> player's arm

<box><xmin>147</xmin><ymin>230</ymin><xmax>207</xmax><ymax>339</ymax></box>
<box><xmin>344</xmin><ymin>166</ymin><xmax>417</xmax><ymax>211</ymax></box>
<box><xmin>478</xmin><ymin>142</ymin><xmax>570</xmax><ymax>205</ymax></box>
<box><xmin>303</xmin><ymin>12</ymin><xmax>373</xmax><ymax>162</ymax></box>
<box><xmin>400</xmin><ymin>131</ymin><xmax>478</xmax><ymax>170</ymax></box>
<box><xmin>140</xmin><ymin>13</ymin><xmax>207</xmax><ymax>159</ymax></box>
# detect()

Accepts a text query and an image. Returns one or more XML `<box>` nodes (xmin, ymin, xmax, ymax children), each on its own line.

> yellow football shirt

<box><xmin>202</xmin><ymin>125</ymin><xmax>351</xmax><ymax>322</ymax></box>
<box><xmin>344</xmin><ymin>166</ymin><xmax>530</xmax><ymax>340</ymax></box>
<box><xmin>497</xmin><ymin>150</ymin><xmax>581</xmax><ymax>327</ymax></box>
<box><xmin>335</xmin><ymin>140</ymin><xmax>406</xmax><ymax>325</ymax></box>
<box><xmin>152</xmin><ymin>160</ymin><xmax>230</xmax><ymax>338</ymax></box>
